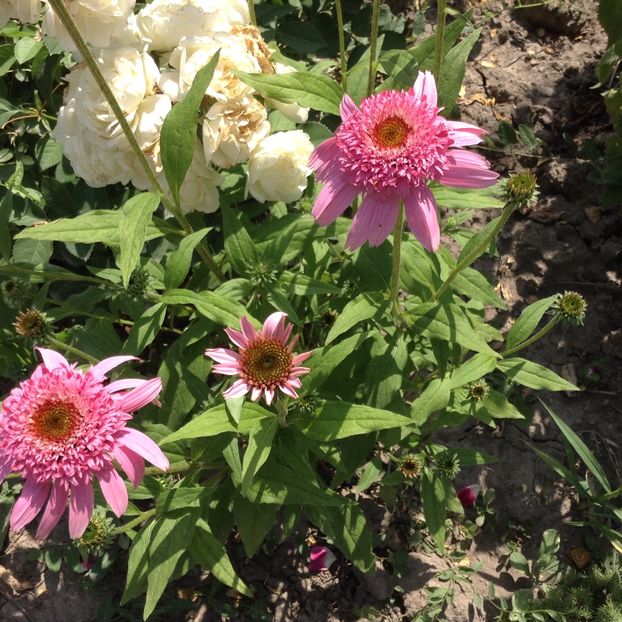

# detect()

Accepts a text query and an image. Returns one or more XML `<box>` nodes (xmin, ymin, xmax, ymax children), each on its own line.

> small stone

<box><xmin>584</xmin><ymin>206</ymin><xmax>602</xmax><ymax>223</ymax></box>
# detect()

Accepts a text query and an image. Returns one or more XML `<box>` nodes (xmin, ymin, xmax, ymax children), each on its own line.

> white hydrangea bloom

<box><xmin>246</xmin><ymin>130</ymin><xmax>314</xmax><ymax>204</ymax></box>
<box><xmin>134</xmin><ymin>0</ymin><xmax>250</xmax><ymax>53</ymax></box>
<box><xmin>202</xmin><ymin>95</ymin><xmax>270</xmax><ymax>168</ymax></box>
<box><xmin>159</xmin><ymin>33</ymin><xmax>260</xmax><ymax>103</ymax></box>
<box><xmin>42</xmin><ymin>0</ymin><xmax>135</xmax><ymax>52</ymax></box>
<box><xmin>0</xmin><ymin>0</ymin><xmax>41</xmax><ymax>26</ymax></box>
<box><xmin>266</xmin><ymin>63</ymin><xmax>310</xmax><ymax>124</ymax></box>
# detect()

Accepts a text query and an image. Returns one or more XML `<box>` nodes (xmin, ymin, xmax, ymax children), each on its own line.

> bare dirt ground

<box><xmin>1</xmin><ymin>1</ymin><xmax>620</xmax><ymax>621</ymax></box>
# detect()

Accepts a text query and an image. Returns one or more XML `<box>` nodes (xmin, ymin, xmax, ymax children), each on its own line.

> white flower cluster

<box><xmin>16</xmin><ymin>0</ymin><xmax>316</xmax><ymax>213</ymax></box>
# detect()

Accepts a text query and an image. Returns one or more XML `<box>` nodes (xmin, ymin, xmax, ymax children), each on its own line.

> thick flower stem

<box><xmin>47</xmin><ymin>336</ymin><xmax>99</xmax><ymax>364</ymax></box>
<box><xmin>432</xmin><ymin>200</ymin><xmax>515</xmax><ymax>302</ymax></box>
<box><xmin>145</xmin><ymin>460</ymin><xmax>190</xmax><ymax>477</ymax></box>
<box><xmin>367</xmin><ymin>0</ymin><xmax>381</xmax><ymax>96</ymax></box>
<box><xmin>247</xmin><ymin>0</ymin><xmax>257</xmax><ymax>26</ymax></box>
<box><xmin>501</xmin><ymin>314</ymin><xmax>562</xmax><ymax>358</ymax></box>
<box><xmin>389</xmin><ymin>206</ymin><xmax>404</xmax><ymax>323</ymax></box>
<box><xmin>335</xmin><ymin>0</ymin><xmax>348</xmax><ymax>91</ymax></box>
<box><xmin>433</xmin><ymin>0</ymin><xmax>448</xmax><ymax>82</ymax></box>
<box><xmin>46</xmin><ymin>0</ymin><xmax>225</xmax><ymax>284</ymax></box>
<box><xmin>112</xmin><ymin>508</ymin><xmax>156</xmax><ymax>536</ymax></box>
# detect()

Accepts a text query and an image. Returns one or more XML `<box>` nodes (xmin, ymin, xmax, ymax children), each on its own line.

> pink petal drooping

<box><xmin>206</xmin><ymin>312</ymin><xmax>312</xmax><ymax>405</ymax></box>
<box><xmin>309</xmin><ymin>71</ymin><xmax>498</xmax><ymax>251</ymax></box>
<box><xmin>0</xmin><ymin>349</ymin><xmax>169</xmax><ymax>539</ymax></box>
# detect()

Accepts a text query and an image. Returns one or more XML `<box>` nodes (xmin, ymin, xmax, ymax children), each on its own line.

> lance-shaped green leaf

<box><xmin>162</xmin><ymin>288</ymin><xmax>252</xmax><ymax>327</ymax></box>
<box><xmin>497</xmin><ymin>358</ymin><xmax>579</xmax><ymax>392</ymax></box>
<box><xmin>292</xmin><ymin>400</ymin><xmax>412</xmax><ymax>441</ymax></box>
<box><xmin>233</xmin><ymin>493</ymin><xmax>280</xmax><ymax>558</ymax></box>
<box><xmin>505</xmin><ymin>295</ymin><xmax>558</xmax><ymax>351</ymax></box>
<box><xmin>421</xmin><ymin>469</ymin><xmax>447</xmax><ymax>554</ymax></box>
<box><xmin>222</xmin><ymin>204</ymin><xmax>258</xmax><ymax>276</ymax></box>
<box><xmin>164</xmin><ymin>227</ymin><xmax>211</xmax><ymax>289</ymax></box>
<box><xmin>241</xmin><ymin>417</ymin><xmax>278</xmax><ymax>495</ymax></box>
<box><xmin>477</xmin><ymin>389</ymin><xmax>524</xmax><ymax>420</ymax></box>
<box><xmin>237</xmin><ymin>70</ymin><xmax>342</xmax><ymax>115</ymax></box>
<box><xmin>122</xmin><ymin>303</ymin><xmax>167</xmax><ymax>355</ymax></box>
<box><xmin>432</xmin><ymin>184</ymin><xmax>504</xmax><ymax>210</ymax></box>
<box><xmin>326</xmin><ymin>293</ymin><xmax>386</xmax><ymax>344</ymax></box>
<box><xmin>411</xmin><ymin>377</ymin><xmax>451</xmax><ymax>425</ymax></box>
<box><xmin>448</xmin><ymin>353</ymin><xmax>498</xmax><ymax>390</ymax></box>
<box><xmin>117</xmin><ymin>192</ymin><xmax>160</xmax><ymax>287</ymax></box>
<box><xmin>542</xmin><ymin>400</ymin><xmax>611</xmax><ymax>493</ymax></box>
<box><xmin>160</xmin><ymin>51</ymin><xmax>220</xmax><ymax>205</ymax></box>
<box><xmin>121</xmin><ymin>520</ymin><xmax>157</xmax><ymax>604</ymax></box>
<box><xmin>192</xmin><ymin>518</ymin><xmax>252</xmax><ymax>596</ymax></box>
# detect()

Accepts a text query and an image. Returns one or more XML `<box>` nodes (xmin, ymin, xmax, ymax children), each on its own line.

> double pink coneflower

<box><xmin>309</xmin><ymin>71</ymin><xmax>498</xmax><ymax>251</ymax></box>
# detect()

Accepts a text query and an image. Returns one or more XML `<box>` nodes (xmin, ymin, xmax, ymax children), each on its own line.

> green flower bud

<box><xmin>13</xmin><ymin>308</ymin><xmax>49</xmax><ymax>339</ymax></box>
<box><xmin>554</xmin><ymin>291</ymin><xmax>587</xmax><ymax>325</ymax></box>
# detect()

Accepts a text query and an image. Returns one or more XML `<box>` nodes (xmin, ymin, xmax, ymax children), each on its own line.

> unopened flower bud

<box><xmin>554</xmin><ymin>291</ymin><xmax>587</xmax><ymax>325</ymax></box>
<box><xmin>126</xmin><ymin>268</ymin><xmax>150</xmax><ymax>299</ymax></box>
<box><xmin>400</xmin><ymin>454</ymin><xmax>424</xmax><ymax>479</ymax></box>
<box><xmin>467</xmin><ymin>380</ymin><xmax>489</xmax><ymax>402</ymax></box>
<box><xmin>505</xmin><ymin>171</ymin><xmax>538</xmax><ymax>207</ymax></box>
<box><xmin>13</xmin><ymin>308</ymin><xmax>49</xmax><ymax>339</ymax></box>
<box><xmin>75</xmin><ymin>510</ymin><xmax>115</xmax><ymax>557</ymax></box>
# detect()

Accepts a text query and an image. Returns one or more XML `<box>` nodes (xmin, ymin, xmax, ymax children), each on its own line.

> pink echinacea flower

<box><xmin>0</xmin><ymin>348</ymin><xmax>169</xmax><ymax>539</ymax></box>
<box><xmin>309</xmin><ymin>71</ymin><xmax>499</xmax><ymax>251</ymax></box>
<box><xmin>205</xmin><ymin>312</ymin><xmax>311</xmax><ymax>406</ymax></box>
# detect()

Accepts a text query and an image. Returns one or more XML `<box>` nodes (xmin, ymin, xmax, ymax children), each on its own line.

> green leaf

<box><xmin>14</xmin><ymin>37</ymin><xmax>43</xmax><ymax>64</ymax></box>
<box><xmin>162</xmin><ymin>288</ymin><xmax>251</xmax><ymax>327</ymax></box>
<box><xmin>164</xmin><ymin>227</ymin><xmax>210</xmax><ymax>289</ymax></box>
<box><xmin>306</xmin><ymin>502</ymin><xmax>374</xmax><ymax>572</ymax></box>
<box><xmin>409</xmin><ymin>302</ymin><xmax>498</xmax><ymax>356</ymax></box>
<box><xmin>421</xmin><ymin>470</ymin><xmax>447</xmax><ymax>554</ymax></box>
<box><xmin>432</xmin><ymin>184</ymin><xmax>504</xmax><ymax>210</ymax></box>
<box><xmin>144</xmin><ymin>511</ymin><xmax>198</xmax><ymax>619</ymax></box>
<box><xmin>542</xmin><ymin>400</ymin><xmax>611</xmax><ymax>492</ymax></box>
<box><xmin>121</xmin><ymin>520</ymin><xmax>157</xmax><ymax>604</ymax></box>
<box><xmin>302</xmin><ymin>332</ymin><xmax>370</xmax><ymax>395</ymax></box>
<box><xmin>192</xmin><ymin>518</ymin><xmax>252</xmax><ymax>596</ymax></box>
<box><xmin>292</xmin><ymin>400</ymin><xmax>412</xmax><ymax>441</ymax></box>
<box><xmin>156</xmin><ymin>487</ymin><xmax>205</xmax><ymax>514</ymax></box>
<box><xmin>233</xmin><ymin>494</ymin><xmax>279</xmax><ymax>558</ymax></box>
<box><xmin>448</xmin><ymin>353</ymin><xmax>497</xmax><ymax>389</ymax></box>
<box><xmin>456</xmin><ymin>217</ymin><xmax>499</xmax><ymax>266</ymax></box>
<box><xmin>478</xmin><ymin>389</ymin><xmax>524</xmax><ymax>420</ymax></box>
<box><xmin>505</xmin><ymin>296</ymin><xmax>558</xmax><ymax>351</ymax></box>
<box><xmin>222</xmin><ymin>204</ymin><xmax>258</xmax><ymax>276</ymax></box>
<box><xmin>241</xmin><ymin>418</ymin><xmax>278</xmax><ymax>495</ymax></box>
<box><xmin>122</xmin><ymin>303</ymin><xmax>167</xmax><ymax>355</ymax></box>
<box><xmin>36</xmin><ymin>136</ymin><xmax>63</xmax><ymax>171</ymax></box>
<box><xmin>160</xmin><ymin>51</ymin><xmax>220</xmax><ymax>205</ymax></box>
<box><xmin>237</xmin><ymin>71</ymin><xmax>342</xmax><ymax>115</ymax></box>
<box><xmin>326</xmin><ymin>294</ymin><xmax>385</xmax><ymax>344</ymax></box>
<box><xmin>12</xmin><ymin>238</ymin><xmax>52</xmax><ymax>265</ymax></box>
<box><xmin>599</xmin><ymin>0</ymin><xmax>622</xmax><ymax>42</ymax></box>
<box><xmin>497</xmin><ymin>358</ymin><xmax>579</xmax><ymax>392</ymax></box>
<box><xmin>160</xmin><ymin>402</ymin><xmax>272</xmax><ymax>445</ymax></box>
<box><xmin>117</xmin><ymin>192</ymin><xmax>160</xmax><ymax>288</ymax></box>
<box><xmin>275</xmin><ymin>20</ymin><xmax>326</xmax><ymax>54</ymax></box>
<box><xmin>449</xmin><ymin>265</ymin><xmax>507</xmax><ymax>309</ymax></box>
<box><xmin>437</xmin><ymin>28</ymin><xmax>481</xmax><ymax>111</ymax></box>
<box><xmin>14</xmin><ymin>210</ymin><xmax>164</xmax><ymax>246</ymax></box>
<box><xmin>411</xmin><ymin>378</ymin><xmax>451</xmax><ymax>425</ymax></box>
<box><xmin>278</xmin><ymin>271</ymin><xmax>340</xmax><ymax>296</ymax></box>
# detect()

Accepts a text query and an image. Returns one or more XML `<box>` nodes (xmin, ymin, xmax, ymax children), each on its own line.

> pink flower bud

<box><xmin>457</xmin><ymin>484</ymin><xmax>480</xmax><ymax>509</ymax></box>
<box><xmin>309</xmin><ymin>545</ymin><xmax>336</xmax><ymax>572</ymax></box>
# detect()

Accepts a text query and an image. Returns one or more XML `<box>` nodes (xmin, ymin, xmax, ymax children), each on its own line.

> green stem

<box><xmin>389</xmin><ymin>205</ymin><xmax>404</xmax><ymax>322</ymax></box>
<box><xmin>46</xmin><ymin>0</ymin><xmax>225</xmax><ymax>284</ymax></box>
<box><xmin>335</xmin><ymin>0</ymin><xmax>348</xmax><ymax>91</ymax></box>
<box><xmin>46</xmin><ymin>336</ymin><xmax>99</xmax><ymax>364</ymax></box>
<box><xmin>112</xmin><ymin>508</ymin><xmax>156</xmax><ymax>536</ymax></box>
<box><xmin>501</xmin><ymin>314</ymin><xmax>562</xmax><ymax>358</ymax></box>
<box><xmin>367</xmin><ymin>0</ymin><xmax>381</xmax><ymax>96</ymax></box>
<box><xmin>433</xmin><ymin>0</ymin><xmax>448</xmax><ymax>82</ymax></box>
<box><xmin>432</xmin><ymin>200</ymin><xmax>515</xmax><ymax>302</ymax></box>
<box><xmin>145</xmin><ymin>460</ymin><xmax>190</xmax><ymax>477</ymax></box>
<box><xmin>247</xmin><ymin>0</ymin><xmax>257</xmax><ymax>26</ymax></box>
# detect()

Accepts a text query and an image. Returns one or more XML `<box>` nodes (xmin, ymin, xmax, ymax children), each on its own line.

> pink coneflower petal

<box><xmin>404</xmin><ymin>185</ymin><xmax>440</xmax><ymax>252</ymax></box>
<box><xmin>112</xmin><ymin>445</ymin><xmax>145</xmax><ymax>488</ymax></box>
<box><xmin>457</xmin><ymin>484</ymin><xmax>480</xmax><ymax>509</ymax></box>
<box><xmin>116</xmin><ymin>428</ymin><xmax>169</xmax><ymax>472</ymax></box>
<box><xmin>206</xmin><ymin>313</ymin><xmax>312</xmax><ymax>405</ymax></box>
<box><xmin>116</xmin><ymin>377</ymin><xmax>162</xmax><ymax>412</ymax></box>
<box><xmin>0</xmin><ymin>459</ymin><xmax>10</xmax><ymax>484</ymax></box>
<box><xmin>340</xmin><ymin>94</ymin><xmax>358</xmax><ymax>120</ymax></box>
<box><xmin>90</xmin><ymin>355</ymin><xmax>138</xmax><ymax>380</ymax></box>
<box><xmin>36</xmin><ymin>347</ymin><xmax>69</xmax><ymax>371</ymax></box>
<box><xmin>0</xmin><ymin>349</ymin><xmax>166</xmax><ymax>540</ymax></box>
<box><xmin>10</xmin><ymin>479</ymin><xmax>50</xmax><ymax>532</ymax></box>
<box><xmin>36</xmin><ymin>482</ymin><xmax>69</xmax><ymax>540</ymax></box>
<box><xmin>224</xmin><ymin>327</ymin><xmax>249</xmax><ymax>349</ymax></box>
<box><xmin>309</xmin><ymin>71</ymin><xmax>496</xmax><ymax>251</ymax></box>
<box><xmin>69</xmin><ymin>481</ymin><xmax>94</xmax><ymax>539</ymax></box>
<box><xmin>98</xmin><ymin>468</ymin><xmax>129</xmax><ymax>517</ymax></box>
<box><xmin>346</xmin><ymin>192</ymin><xmax>400</xmax><ymax>249</ymax></box>
<box><xmin>312</xmin><ymin>177</ymin><xmax>359</xmax><ymax>226</ymax></box>
<box><xmin>309</xmin><ymin>545</ymin><xmax>337</xmax><ymax>572</ymax></box>
<box><xmin>412</xmin><ymin>70</ymin><xmax>437</xmax><ymax>107</ymax></box>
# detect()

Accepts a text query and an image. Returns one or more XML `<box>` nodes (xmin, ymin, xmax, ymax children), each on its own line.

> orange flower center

<box><xmin>373</xmin><ymin>116</ymin><xmax>410</xmax><ymax>149</ymax></box>
<box><xmin>31</xmin><ymin>400</ymin><xmax>80</xmax><ymax>442</ymax></box>
<box><xmin>242</xmin><ymin>339</ymin><xmax>292</xmax><ymax>387</ymax></box>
